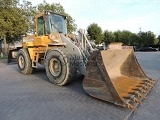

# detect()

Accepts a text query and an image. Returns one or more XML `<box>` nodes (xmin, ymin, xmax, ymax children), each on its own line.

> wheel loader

<box><xmin>8</xmin><ymin>11</ymin><xmax>157</xmax><ymax>109</ymax></box>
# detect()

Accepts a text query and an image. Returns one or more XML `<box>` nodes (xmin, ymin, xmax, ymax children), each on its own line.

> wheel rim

<box><xmin>18</xmin><ymin>55</ymin><xmax>25</xmax><ymax>69</ymax></box>
<box><xmin>49</xmin><ymin>58</ymin><xmax>62</xmax><ymax>77</ymax></box>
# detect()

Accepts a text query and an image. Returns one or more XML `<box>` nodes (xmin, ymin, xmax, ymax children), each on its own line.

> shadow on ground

<box><xmin>6</xmin><ymin>60</ymin><xmax>87</xmax><ymax>96</ymax></box>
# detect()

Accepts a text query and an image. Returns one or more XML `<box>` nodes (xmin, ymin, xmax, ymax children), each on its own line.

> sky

<box><xmin>23</xmin><ymin>0</ymin><xmax>160</xmax><ymax>36</ymax></box>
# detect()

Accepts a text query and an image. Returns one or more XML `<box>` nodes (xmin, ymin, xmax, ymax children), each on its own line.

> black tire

<box><xmin>45</xmin><ymin>48</ymin><xmax>76</xmax><ymax>86</ymax></box>
<box><xmin>17</xmin><ymin>48</ymin><xmax>33</xmax><ymax>74</ymax></box>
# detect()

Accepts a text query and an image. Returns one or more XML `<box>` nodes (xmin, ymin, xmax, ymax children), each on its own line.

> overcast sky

<box><xmin>23</xmin><ymin>0</ymin><xmax>160</xmax><ymax>36</ymax></box>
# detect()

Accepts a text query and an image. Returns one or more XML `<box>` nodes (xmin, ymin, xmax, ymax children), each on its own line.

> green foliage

<box><xmin>112</xmin><ymin>30</ymin><xmax>157</xmax><ymax>46</ymax></box>
<box><xmin>87</xmin><ymin>23</ymin><xmax>104</xmax><ymax>44</ymax></box>
<box><xmin>138</xmin><ymin>31</ymin><xmax>156</xmax><ymax>46</ymax></box>
<box><xmin>0</xmin><ymin>0</ymin><xmax>158</xmax><ymax>47</ymax></box>
<box><xmin>154</xmin><ymin>38</ymin><xmax>159</xmax><ymax>44</ymax></box>
<box><xmin>130</xmin><ymin>33</ymin><xmax>139</xmax><ymax>46</ymax></box>
<box><xmin>157</xmin><ymin>35</ymin><xmax>160</xmax><ymax>44</ymax></box>
<box><xmin>66</xmin><ymin>15</ymin><xmax>77</xmax><ymax>33</ymax></box>
<box><xmin>113</xmin><ymin>30</ymin><xmax>120</xmax><ymax>43</ymax></box>
<box><xmin>158</xmin><ymin>35</ymin><xmax>160</xmax><ymax>40</ymax></box>
<box><xmin>0</xmin><ymin>0</ymin><xmax>28</xmax><ymax>43</ymax></box>
<box><xmin>0</xmin><ymin>0</ymin><xmax>77</xmax><ymax>45</ymax></box>
<box><xmin>87</xmin><ymin>23</ymin><xmax>158</xmax><ymax>46</ymax></box>
<box><xmin>118</xmin><ymin>30</ymin><xmax>133</xmax><ymax>45</ymax></box>
<box><xmin>113</xmin><ymin>30</ymin><xmax>133</xmax><ymax>45</ymax></box>
<box><xmin>20</xmin><ymin>0</ymin><xmax>36</xmax><ymax>34</ymax></box>
<box><xmin>103</xmin><ymin>30</ymin><xmax>115</xmax><ymax>46</ymax></box>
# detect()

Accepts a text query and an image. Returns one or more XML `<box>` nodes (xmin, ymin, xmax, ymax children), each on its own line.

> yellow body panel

<box><xmin>22</xmin><ymin>34</ymin><xmax>60</xmax><ymax>61</ymax></box>
<box><xmin>27</xmin><ymin>47</ymin><xmax>48</xmax><ymax>60</ymax></box>
<box><xmin>33</xmin><ymin>36</ymin><xmax>52</xmax><ymax>47</ymax></box>
<box><xmin>23</xmin><ymin>41</ymin><xmax>34</xmax><ymax>47</ymax></box>
<box><xmin>27</xmin><ymin>48</ymin><xmax>35</xmax><ymax>60</ymax></box>
<box><xmin>22</xmin><ymin>37</ymin><xmax>50</xmax><ymax>60</ymax></box>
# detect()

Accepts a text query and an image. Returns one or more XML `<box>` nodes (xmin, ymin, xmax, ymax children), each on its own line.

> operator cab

<box><xmin>36</xmin><ymin>11</ymin><xmax>67</xmax><ymax>36</ymax></box>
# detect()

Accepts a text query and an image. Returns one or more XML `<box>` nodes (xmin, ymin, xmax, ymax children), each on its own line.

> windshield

<box><xmin>48</xmin><ymin>14</ymin><xmax>67</xmax><ymax>34</ymax></box>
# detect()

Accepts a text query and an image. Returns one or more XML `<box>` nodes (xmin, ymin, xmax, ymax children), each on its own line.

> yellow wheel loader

<box><xmin>8</xmin><ymin>11</ymin><xmax>157</xmax><ymax>109</ymax></box>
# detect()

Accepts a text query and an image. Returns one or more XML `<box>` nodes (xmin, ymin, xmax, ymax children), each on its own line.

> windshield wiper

<box><xmin>50</xmin><ymin>19</ymin><xmax>62</xmax><ymax>33</ymax></box>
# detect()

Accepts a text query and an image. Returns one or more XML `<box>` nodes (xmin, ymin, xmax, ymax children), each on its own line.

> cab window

<box><xmin>37</xmin><ymin>16</ymin><xmax>44</xmax><ymax>36</ymax></box>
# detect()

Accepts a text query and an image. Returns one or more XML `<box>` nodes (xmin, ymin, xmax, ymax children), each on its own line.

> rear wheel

<box><xmin>45</xmin><ymin>48</ymin><xmax>76</xmax><ymax>86</ymax></box>
<box><xmin>17</xmin><ymin>48</ymin><xmax>33</xmax><ymax>74</ymax></box>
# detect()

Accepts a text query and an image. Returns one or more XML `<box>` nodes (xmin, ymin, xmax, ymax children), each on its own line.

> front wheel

<box><xmin>45</xmin><ymin>48</ymin><xmax>76</xmax><ymax>86</ymax></box>
<box><xmin>17</xmin><ymin>48</ymin><xmax>33</xmax><ymax>74</ymax></box>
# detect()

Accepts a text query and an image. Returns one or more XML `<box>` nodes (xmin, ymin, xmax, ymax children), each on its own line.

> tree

<box><xmin>138</xmin><ymin>31</ymin><xmax>156</xmax><ymax>46</ymax></box>
<box><xmin>130</xmin><ymin>33</ymin><xmax>140</xmax><ymax>46</ymax></box>
<box><xmin>113</xmin><ymin>30</ymin><xmax>133</xmax><ymax>45</ymax></box>
<box><xmin>103</xmin><ymin>30</ymin><xmax>115</xmax><ymax>46</ymax></box>
<box><xmin>157</xmin><ymin>35</ymin><xmax>160</xmax><ymax>44</ymax></box>
<box><xmin>154</xmin><ymin>38</ymin><xmax>159</xmax><ymax>45</ymax></box>
<box><xmin>119</xmin><ymin>30</ymin><xmax>133</xmax><ymax>45</ymax></box>
<box><xmin>87</xmin><ymin>23</ymin><xmax>104</xmax><ymax>44</ymax></box>
<box><xmin>158</xmin><ymin>35</ymin><xmax>160</xmax><ymax>40</ymax></box>
<box><xmin>0</xmin><ymin>0</ymin><xmax>28</xmax><ymax>54</ymax></box>
<box><xmin>20</xmin><ymin>0</ymin><xmax>36</xmax><ymax>34</ymax></box>
<box><xmin>113</xmin><ymin>30</ymin><xmax>121</xmax><ymax>43</ymax></box>
<box><xmin>0</xmin><ymin>0</ymin><xmax>77</xmax><ymax>54</ymax></box>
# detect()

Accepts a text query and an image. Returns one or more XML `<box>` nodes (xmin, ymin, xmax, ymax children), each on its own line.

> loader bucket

<box><xmin>83</xmin><ymin>47</ymin><xmax>157</xmax><ymax>109</ymax></box>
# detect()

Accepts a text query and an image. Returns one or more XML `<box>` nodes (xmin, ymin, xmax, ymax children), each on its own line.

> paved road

<box><xmin>0</xmin><ymin>52</ymin><xmax>160</xmax><ymax>120</ymax></box>
<box><xmin>129</xmin><ymin>52</ymin><xmax>160</xmax><ymax>120</ymax></box>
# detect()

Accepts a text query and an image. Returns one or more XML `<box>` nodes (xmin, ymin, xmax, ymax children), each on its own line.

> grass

<box><xmin>0</xmin><ymin>55</ymin><xmax>7</xmax><ymax>59</ymax></box>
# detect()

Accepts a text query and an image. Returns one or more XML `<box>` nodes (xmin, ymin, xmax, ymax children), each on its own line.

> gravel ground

<box><xmin>0</xmin><ymin>52</ymin><xmax>160</xmax><ymax>120</ymax></box>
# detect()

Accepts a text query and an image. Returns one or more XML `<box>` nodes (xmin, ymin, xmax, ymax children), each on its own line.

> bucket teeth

<box><xmin>146</xmin><ymin>79</ymin><xmax>155</xmax><ymax>84</ymax></box>
<box><xmin>132</xmin><ymin>91</ymin><xmax>146</xmax><ymax>98</ymax></box>
<box><xmin>132</xmin><ymin>87</ymin><xmax>146</xmax><ymax>93</ymax></box>
<box><xmin>141</xmin><ymin>85</ymin><xmax>149</xmax><ymax>90</ymax></box>
<box><xmin>149</xmin><ymin>81</ymin><xmax>153</xmax><ymax>84</ymax></box>
<box><xmin>129</xmin><ymin>95</ymin><xmax>142</xmax><ymax>104</ymax></box>
<box><xmin>140</xmin><ymin>80</ymin><xmax>155</xmax><ymax>87</ymax></box>
<box><xmin>144</xmin><ymin>82</ymin><xmax>153</xmax><ymax>87</ymax></box>
<box><xmin>146</xmin><ymin>83</ymin><xmax>152</xmax><ymax>87</ymax></box>
<box><xmin>132</xmin><ymin>97</ymin><xmax>142</xmax><ymax>104</ymax></box>
<box><xmin>135</xmin><ymin>92</ymin><xmax>146</xmax><ymax>98</ymax></box>
<box><xmin>139</xmin><ymin>88</ymin><xmax>147</xmax><ymax>93</ymax></box>
<box><xmin>136</xmin><ymin>84</ymin><xmax>149</xmax><ymax>90</ymax></box>
<box><xmin>125</xmin><ymin>103</ymin><xmax>136</xmax><ymax>110</ymax></box>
